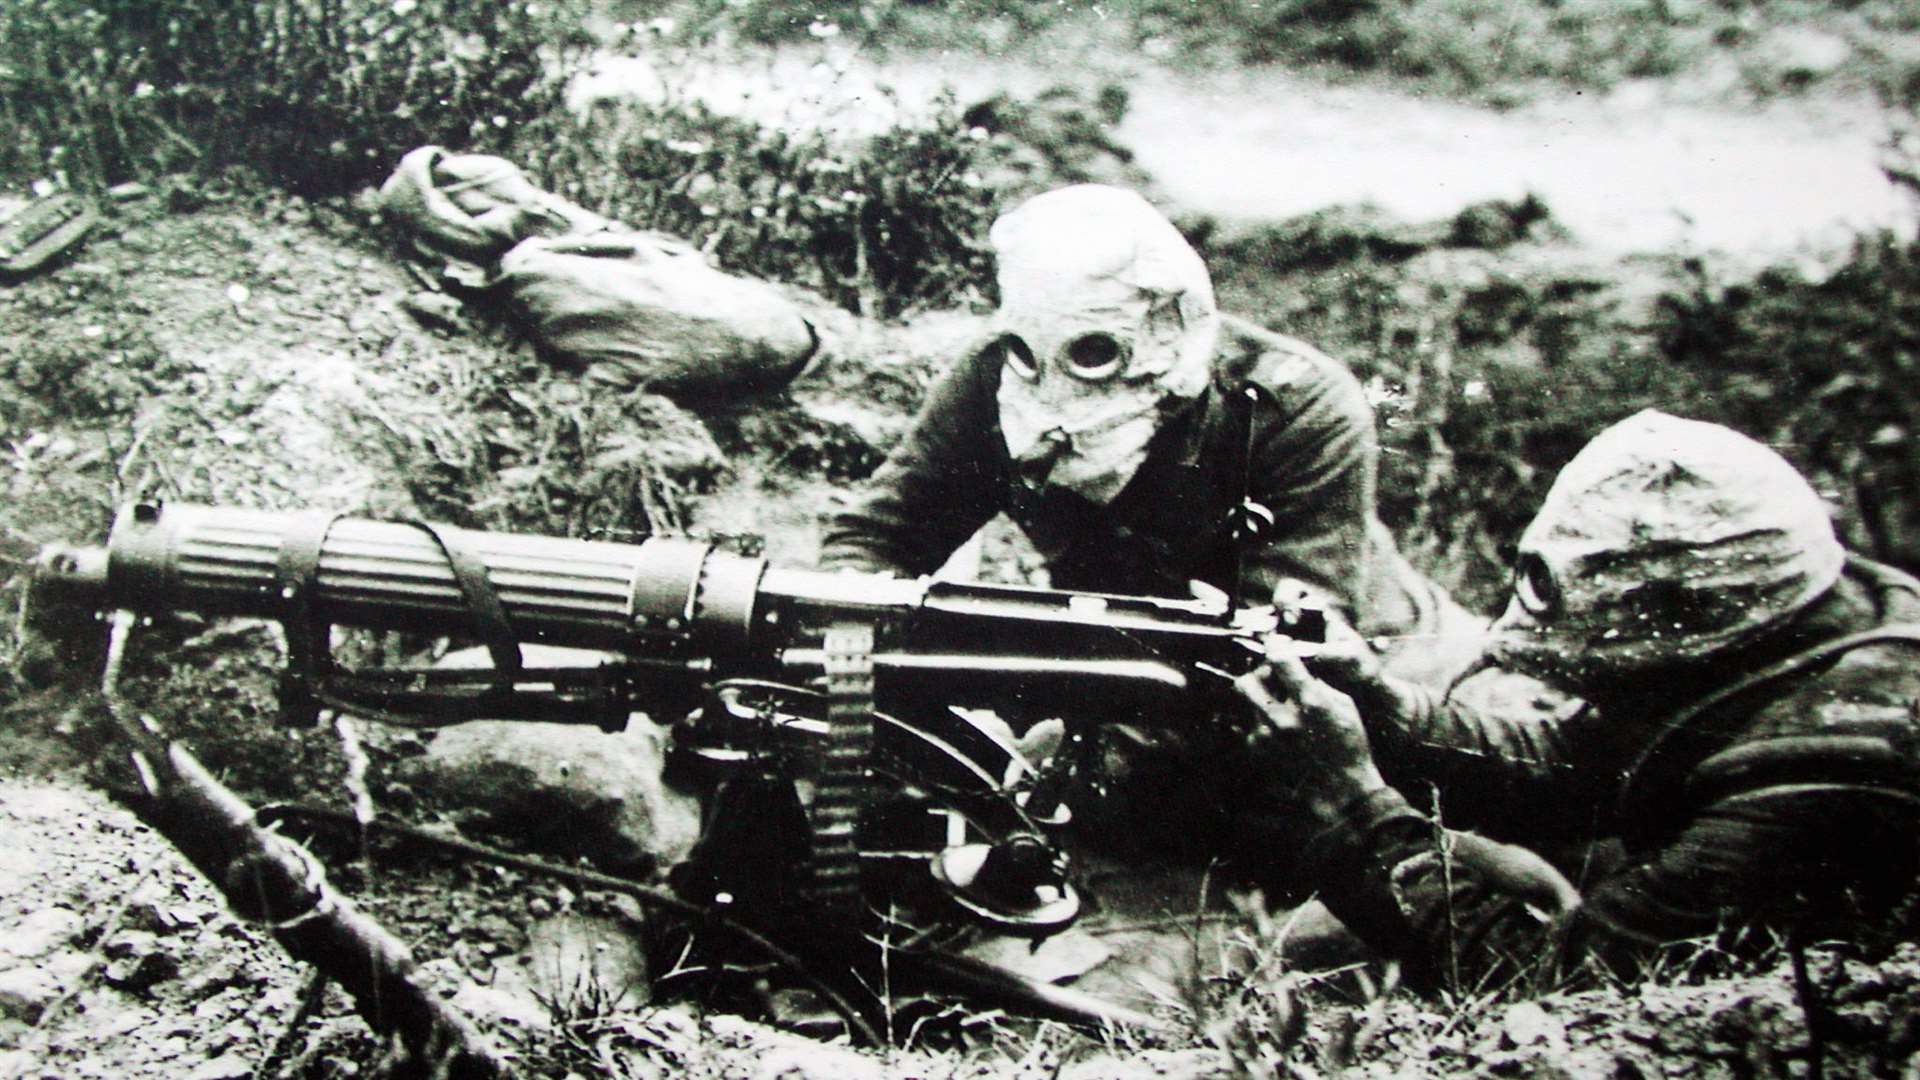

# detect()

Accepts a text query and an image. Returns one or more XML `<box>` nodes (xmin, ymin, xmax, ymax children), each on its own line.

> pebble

<box><xmin>187</xmin><ymin>1051</ymin><xmax>253</xmax><ymax>1080</ymax></box>
<box><xmin>0</xmin><ymin>965</ymin><xmax>64</xmax><ymax>1021</ymax></box>
<box><xmin>104</xmin><ymin>928</ymin><xmax>159</xmax><ymax>960</ymax></box>
<box><xmin>449</xmin><ymin>983</ymin><xmax>549</xmax><ymax>1029</ymax></box>
<box><xmin>6</xmin><ymin>907</ymin><xmax>83</xmax><ymax>960</ymax></box>
<box><xmin>104</xmin><ymin>950</ymin><xmax>179</xmax><ymax>992</ymax></box>
<box><xmin>1501</xmin><ymin>1000</ymin><xmax>1566</xmax><ymax>1049</ymax></box>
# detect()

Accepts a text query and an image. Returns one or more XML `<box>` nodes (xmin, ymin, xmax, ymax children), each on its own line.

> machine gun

<box><xmin>32</xmin><ymin>500</ymin><xmax>1324</xmax><ymax>1032</ymax></box>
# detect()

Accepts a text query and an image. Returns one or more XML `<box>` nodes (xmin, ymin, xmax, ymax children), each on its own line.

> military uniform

<box><xmin>1262</xmin><ymin>411</ymin><xmax>1920</xmax><ymax>992</ymax></box>
<box><xmin>822</xmin><ymin>330</ymin><xmax>1467</xmax><ymax>654</ymax></box>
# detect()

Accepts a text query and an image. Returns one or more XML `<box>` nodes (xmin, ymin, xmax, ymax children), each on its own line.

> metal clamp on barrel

<box><xmin>275</xmin><ymin>510</ymin><xmax>343</xmax><ymax>728</ymax></box>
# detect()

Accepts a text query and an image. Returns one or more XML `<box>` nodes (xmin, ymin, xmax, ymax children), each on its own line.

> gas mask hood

<box><xmin>990</xmin><ymin>185</ymin><xmax>1220</xmax><ymax>504</ymax></box>
<box><xmin>1487</xmin><ymin>410</ymin><xmax>1845</xmax><ymax>696</ymax></box>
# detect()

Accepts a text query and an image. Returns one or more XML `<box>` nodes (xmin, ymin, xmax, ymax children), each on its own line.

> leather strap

<box><xmin>1618</xmin><ymin>623</ymin><xmax>1920</xmax><ymax>848</ymax></box>
<box><xmin>406</xmin><ymin>519</ymin><xmax>523</xmax><ymax>681</ymax></box>
<box><xmin>274</xmin><ymin>514</ymin><xmax>525</xmax><ymax>726</ymax></box>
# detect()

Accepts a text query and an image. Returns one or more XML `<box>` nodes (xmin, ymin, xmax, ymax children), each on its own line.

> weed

<box><xmin>0</xmin><ymin>0</ymin><xmax>593</xmax><ymax>195</ymax></box>
<box><xmin>347</xmin><ymin>344</ymin><xmax>725</xmax><ymax>539</ymax></box>
<box><xmin>532</xmin><ymin>93</ymin><xmax>999</xmax><ymax>317</ymax></box>
<box><xmin>1653</xmin><ymin>234</ymin><xmax>1920</xmax><ymax>569</ymax></box>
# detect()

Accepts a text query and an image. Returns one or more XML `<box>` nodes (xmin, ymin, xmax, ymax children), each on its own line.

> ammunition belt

<box><xmin>809</xmin><ymin>621</ymin><xmax>877</xmax><ymax>914</ymax></box>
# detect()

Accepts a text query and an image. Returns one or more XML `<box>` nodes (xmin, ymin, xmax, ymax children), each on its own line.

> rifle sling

<box><xmin>274</xmin><ymin>515</ymin><xmax>525</xmax><ymax>726</ymax></box>
<box><xmin>405</xmin><ymin>519</ymin><xmax>525</xmax><ymax>682</ymax></box>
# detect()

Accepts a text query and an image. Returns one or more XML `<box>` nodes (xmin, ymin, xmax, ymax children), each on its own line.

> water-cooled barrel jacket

<box><xmin>820</xmin><ymin>332</ymin><xmax>1422</xmax><ymax>636</ymax></box>
<box><xmin>1308</xmin><ymin>556</ymin><xmax>1920</xmax><ymax>993</ymax></box>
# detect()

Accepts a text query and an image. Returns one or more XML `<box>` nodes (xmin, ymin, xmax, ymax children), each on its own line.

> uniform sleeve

<box><xmin>1306</xmin><ymin>765</ymin><xmax>1920</xmax><ymax>994</ymax></box>
<box><xmin>818</xmin><ymin>349</ymin><xmax>1009</xmax><ymax>576</ymax></box>
<box><xmin>1363</xmin><ymin>683</ymin><xmax>1619</xmax><ymax>848</ymax></box>
<box><xmin>1240</xmin><ymin>354</ymin><xmax>1380</xmax><ymax>626</ymax></box>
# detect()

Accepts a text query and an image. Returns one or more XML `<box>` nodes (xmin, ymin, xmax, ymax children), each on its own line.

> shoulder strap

<box><xmin>1220</xmin><ymin>379</ymin><xmax>1279</xmax><ymax>612</ymax></box>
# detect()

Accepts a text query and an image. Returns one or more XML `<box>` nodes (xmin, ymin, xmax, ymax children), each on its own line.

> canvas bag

<box><xmin>497</xmin><ymin>233</ymin><xmax>818</xmax><ymax>401</ymax></box>
<box><xmin>379</xmin><ymin>146</ymin><xmax>609</xmax><ymax>265</ymax></box>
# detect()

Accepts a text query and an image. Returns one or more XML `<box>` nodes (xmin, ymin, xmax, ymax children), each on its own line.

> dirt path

<box><xmin>578</xmin><ymin>43</ymin><xmax>1914</xmax><ymax>265</ymax></box>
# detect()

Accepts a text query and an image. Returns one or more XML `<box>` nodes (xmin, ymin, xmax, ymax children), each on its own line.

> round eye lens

<box><xmin>1001</xmin><ymin>335</ymin><xmax>1038</xmax><ymax>380</ymax></box>
<box><xmin>1513</xmin><ymin>553</ymin><xmax>1560</xmax><ymax>618</ymax></box>
<box><xmin>1062</xmin><ymin>333</ymin><xmax>1125</xmax><ymax>380</ymax></box>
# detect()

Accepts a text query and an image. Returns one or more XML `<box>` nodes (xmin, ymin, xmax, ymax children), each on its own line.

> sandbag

<box><xmin>498</xmin><ymin>234</ymin><xmax>819</xmax><ymax>401</ymax></box>
<box><xmin>378</xmin><ymin>146</ymin><xmax>609</xmax><ymax>265</ymax></box>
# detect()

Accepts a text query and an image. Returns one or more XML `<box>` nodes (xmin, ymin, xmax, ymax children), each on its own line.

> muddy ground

<box><xmin>3</xmin><ymin>64</ymin><xmax>1920</xmax><ymax>1080</ymax></box>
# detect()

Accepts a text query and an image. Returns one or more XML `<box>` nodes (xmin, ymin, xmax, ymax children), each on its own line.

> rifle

<box><xmin>33</xmin><ymin>500</ymin><xmax>1324</xmax><ymax>1032</ymax></box>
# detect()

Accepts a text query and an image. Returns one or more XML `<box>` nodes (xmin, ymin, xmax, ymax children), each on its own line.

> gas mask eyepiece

<box><xmin>1060</xmin><ymin>332</ymin><xmax>1128</xmax><ymax>381</ymax></box>
<box><xmin>987</xmin><ymin>185</ymin><xmax>1220</xmax><ymax>504</ymax></box>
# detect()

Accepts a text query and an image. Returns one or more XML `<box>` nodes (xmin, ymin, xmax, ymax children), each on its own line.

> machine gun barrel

<box><xmin>32</xmin><ymin>502</ymin><xmax>1312</xmax><ymax>702</ymax></box>
<box><xmin>32</xmin><ymin>502</ymin><xmax>869</xmax><ymax>653</ymax></box>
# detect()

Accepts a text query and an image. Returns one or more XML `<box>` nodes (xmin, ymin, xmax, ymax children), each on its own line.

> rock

<box><xmin>5</xmin><ymin>907</ymin><xmax>83</xmax><ymax>960</ymax></box>
<box><xmin>962</xmin><ymin>928</ymin><xmax>1111</xmax><ymax>985</ymax></box>
<box><xmin>103</xmin><ymin>950</ymin><xmax>179</xmax><ymax>993</ymax></box>
<box><xmin>398</xmin><ymin>290</ymin><xmax>468</xmax><ymax>333</ymax></box>
<box><xmin>186</xmin><ymin>1052</ymin><xmax>252</xmax><ymax>1080</ymax></box>
<box><xmin>103</xmin><ymin>929</ymin><xmax>159</xmax><ymax>960</ymax></box>
<box><xmin>475</xmin><ymin>911</ymin><xmax>651</xmax><ymax>1028</ymax></box>
<box><xmin>1757</xmin><ymin>27</ymin><xmax>1851</xmax><ymax>85</ymax></box>
<box><xmin>448</xmin><ymin>983</ymin><xmax>550</xmax><ymax>1029</ymax></box>
<box><xmin>0</xmin><ymin>965</ymin><xmax>63</xmax><ymax>1021</ymax></box>
<box><xmin>522</xmin><ymin>912</ymin><xmax>650</xmax><ymax>1010</ymax></box>
<box><xmin>702</xmin><ymin>1013</ymin><xmax>891</xmax><ymax>1080</ymax></box>
<box><xmin>415</xmin><ymin>648</ymin><xmax>702</xmax><ymax>875</ymax></box>
<box><xmin>42</xmin><ymin>949</ymin><xmax>94</xmax><ymax>986</ymax></box>
<box><xmin>132</xmin><ymin>901</ymin><xmax>205</xmax><ymax>935</ymax></box>
<box><xmin>1501</xmin><ymin>1000</ymin><xmax>1566</xmax><ymax>1049</ymax></box>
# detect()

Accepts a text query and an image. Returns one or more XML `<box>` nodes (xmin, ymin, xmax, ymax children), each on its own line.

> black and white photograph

<box><xmin>2</xmin><ymin>1</ymin><xmax>1918</xmax><ymax>1075</ymax></box>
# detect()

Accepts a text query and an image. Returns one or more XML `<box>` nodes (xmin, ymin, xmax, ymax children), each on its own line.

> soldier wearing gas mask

<box><xmin>1241</xmin><ymin>411</ymin><xmax>1920</xmax><ymax>991</ymax></box>
<box><xmin>822</xmin><ymin>183</ymin><xmax>1483</xmax><ymax>878</ymax></box>
<box><xmin>822</xmin><ymin>184</ymin><xmax>1470</xmax><ymax>677</ymax></box>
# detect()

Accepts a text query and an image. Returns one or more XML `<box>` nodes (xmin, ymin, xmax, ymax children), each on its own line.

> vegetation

<box><xmin>535</xmin><ymin>93</ymin><xmax>999</xmax><ymax>317</ymax></box>
<box><xmin>2</xmin><ymin>0</ymin><xmax>1920</xmax><ymax>1075</ymax></box>
<box><xmin>0</xmin><ymin>0</ymin><xmax>594</xmax><ymax>195</ymax></box>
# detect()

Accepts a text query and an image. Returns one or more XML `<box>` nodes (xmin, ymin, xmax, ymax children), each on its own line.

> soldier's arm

<box><xmin>1360</xmin><ymin>677</ymin><xmax>1615</xmax><ymax>843</ymax></box>
<box><xmin>819</xmin><ymin>347</ymin><xmax>1009</xmax><ymax>576</ymax></box>
<box><xmin>1307</xmin><ymin>633</ymin><xmax>1613</xmax><ymax>842</ymax></box>
<box><xmin>1304</xmin><ymin>738</ymin><xmax>1920</xmax><ymax>994</ymax></box>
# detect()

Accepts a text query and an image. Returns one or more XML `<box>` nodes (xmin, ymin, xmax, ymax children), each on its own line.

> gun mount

<box><xmin>33</xmin><ymin>501</ymin><xmax>1324</xmax><ymax>1012</ymax></box>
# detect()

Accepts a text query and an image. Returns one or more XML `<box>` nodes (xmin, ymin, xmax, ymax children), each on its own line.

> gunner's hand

<box><xmin>1234</xmin><ymin>636</ymin><xmax>1387</xmax><ymax>820</ymax></box>
<box><xmin>1300</xmin><ymin>611</ymin><xmax>1386</xmax><ymax>697</ymax></box>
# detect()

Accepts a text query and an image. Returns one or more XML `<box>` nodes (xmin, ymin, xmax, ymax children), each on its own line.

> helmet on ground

<box><xmin>990</xmin><ymin>184</ymin><xmax>1220</xmax><ymax>503</ymax></box>
<box><xmin>1489</xmin><ymin>409</ymin><xmax>1844</xmax><ymax>692</ymax></box>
